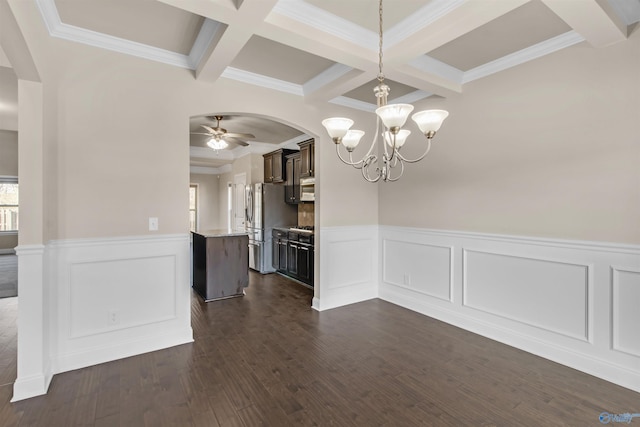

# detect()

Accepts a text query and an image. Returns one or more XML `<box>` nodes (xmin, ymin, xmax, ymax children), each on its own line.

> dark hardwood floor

<box><xmin>0</xmin><ymin>272</ymin><xmax>638</xmax><ymax>426</ymax></box>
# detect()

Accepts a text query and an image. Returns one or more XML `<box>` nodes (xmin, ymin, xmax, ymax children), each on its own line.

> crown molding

<box><xmin>329</xmin><ymin>96</ymin><xmax>376</xmax><ymax>113</ymax></box>
<box><xmin>409</xmin><ymin>55</ymin><xmax>465</xmax><ymax>84</ymax></box>
<box><xmin>409</xmin><ymin>31</ymin><xmax>585</xmax><ymax>87</ymax></box>
<box><xmin>385</xmin><ymin>0</ymin><xmax>466</xmax><ymax>48</ymax></box>
<box><xmin>272</xmin><ymin>0</ymin><xmax>376</xmax><ymax>50</ymax></box>
<box><xmin>303</xmin><ymin>63</ymin><xmax>353</xmax><ymax>95</ymax></box>
<box><xmin>35</xmin><ymin>0</ymin><xmax>222</xmax><ymax>71</ymax></box>
<box><xmin>390</xmin><ymin>90</ymin><xmax>432</xmax><ymax>105</ymax></box>
<box><xmin>462</xmin><ymin>31</ymin><xmax>585</xmax><ymax>84</ymax></box>
<box><xmin>221</xmin><ymin>67</ymin><xmax>303</xmax><ymax>96</ymax></box>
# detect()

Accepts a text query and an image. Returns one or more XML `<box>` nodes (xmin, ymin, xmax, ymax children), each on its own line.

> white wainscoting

<box><xmin>379</xmin><ymin>226</ymin><xmax>640</xmax><ymax>393</ymax></box>
<box><xmin>313</xmin><ymin>225</ymin><xmax>378</xmax><ymax>311</ymax></box>
<box><xmin>48</xmin><ymin>234</ymin><xmax>193</xmax><ymax>374</ymax></box>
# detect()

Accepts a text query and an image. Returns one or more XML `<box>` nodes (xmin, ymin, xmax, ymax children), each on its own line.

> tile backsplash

<box><xmin>298</xmin><ymin>203</ymin><xmax>314</xmax><ymax>227</ymax></box>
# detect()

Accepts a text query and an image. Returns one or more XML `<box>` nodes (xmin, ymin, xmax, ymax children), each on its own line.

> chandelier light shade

<box><xmin>384</xmin><ymin>130</ymin><xmax>410</xmax><ymax>148</ymax></box>
<box><xmin>342</xmin><ymin>130</ymin><xmax>365</xmax><ymax>152</ymax></box>
<box><xmin>321</xmin><ymin>0</ymin><xmax>449</xmax><ymax>182</ymax></box>
<box><xmin>412</xmin><ymin>109</ymin><xmax>449</xmax><ymax>136</ymax></box>
<box><xmin>375</xmin><ymin>104</ymin><xmax>413</xmax><ymax>130</ymax></box>
<box><xmin>321</xmin><ymin>118</ymin><xmax>354</xmax><ymax>140</ymax></box>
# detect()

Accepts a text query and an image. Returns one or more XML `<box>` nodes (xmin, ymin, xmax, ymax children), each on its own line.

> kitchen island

<box><xmin>192</xmin><ymin>229</ymin><xmax>249</xmax><ymax>301</ymax></box>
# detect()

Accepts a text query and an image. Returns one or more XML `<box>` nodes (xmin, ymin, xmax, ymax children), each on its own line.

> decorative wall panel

<box><xmin>463</xmin><ymin>250</ymin><xmax>589</xmax><ymax>341</ymax></box>
<box><xmin>383</xmin><ymin>239</ymin><xmax>452</xmax><ymax>301</ymax></box>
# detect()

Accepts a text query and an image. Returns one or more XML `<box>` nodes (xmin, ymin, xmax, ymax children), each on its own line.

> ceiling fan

<box><xmin>191</xmin><ymin>115</ymin><xmax>256</xmax><ymax>149</ymax></box>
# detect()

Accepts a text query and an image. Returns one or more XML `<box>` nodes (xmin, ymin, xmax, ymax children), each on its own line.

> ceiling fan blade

<box><xmin>200</xmin><ymin>125</ymin><xmax>215</xmax><ymax>133</ymax></box>
<box><xmin>226</xmin><ymin>137</ymin><xmax>250</xmax><ymax>147</ymax></box>
<box><xmin>225</xmin><ymin>132</ymin><xmax>255</xmax><ymax>139</ymax></box>
<box><xmin>190</xmin><ymin>132</ymin><xmax>213</xmax><ymax>136</ymax></box>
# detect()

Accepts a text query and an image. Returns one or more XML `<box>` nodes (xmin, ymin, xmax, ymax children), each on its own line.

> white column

<box><xmin>12</xmin><ymin>79</ymin><xmax>50</xmax><ymax>401</ymax></box>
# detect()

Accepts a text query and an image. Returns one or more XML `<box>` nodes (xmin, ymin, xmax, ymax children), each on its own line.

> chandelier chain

<box><xmin>378</xmin><ymin>0</ymin><xmax>384</xmax><ymax>82</ymax></box>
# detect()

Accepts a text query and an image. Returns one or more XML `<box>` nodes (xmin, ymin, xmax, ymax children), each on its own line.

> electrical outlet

<box><xmin>108</xmin><ymin>309</ymin><xmax>120</xmax><ymax>325</ymax></box>
<box><xmin>149</xmin><ymin>217</ymin><xmax>158</xmax><ymax>231</ymax></box>
<box><xmin>404</xmin><ymin>273</ymin><xmax>411</xmax><ymax>285</ymax></box>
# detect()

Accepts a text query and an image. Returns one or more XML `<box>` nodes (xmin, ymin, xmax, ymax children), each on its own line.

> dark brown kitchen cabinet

<box><xmin>272</xmin><ymin>229</ymin><xmax>288</xmax><ymax>271</ymax></box>
<box><xmin>296</xmin><ymin>242</ymin><xmax>313</xmax><ymax>283</ymax></box>
<box><xmin>285</xmin><ymin>152</ymin><xmax>301</xmax><ymax>204</ymax></box>
<box><xmin>272</xmin><ymin>229</ymin><xmax>314</xmax><ymax>287</ymax></box>
<box><xmin>263</xmin><ymin>149</ymin><xmax>296</xmax><ymax>183</ymax></box>
<box><xmin>287</xmin><ymin>241</ymin><xmax>299</xmax><ymax>276</ymax></box>
<box><xmin>298</xmin><ymin>139</ymin><xmax>315</xmax><ymax>178</ymax></box>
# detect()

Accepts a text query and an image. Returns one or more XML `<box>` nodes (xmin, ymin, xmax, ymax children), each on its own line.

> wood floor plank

<box><xmin>0</xmin><ymin>273</ymin><xmax>638</xmax><ymax>426</ymax></box>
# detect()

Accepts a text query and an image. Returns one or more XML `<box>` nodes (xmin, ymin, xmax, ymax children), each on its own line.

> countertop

<box><xmin>193</xmin><ymin>229</ymin><xmax>250</xmax><ymax>238</ymax></box>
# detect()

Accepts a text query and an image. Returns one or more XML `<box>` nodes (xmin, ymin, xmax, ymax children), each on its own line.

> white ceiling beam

<box><xmin>305</xmin><ymin>71</ymin><xmax>375</xmax><ymax>104</ymax></box>
<box><xmin>2</xmin><ymin>0</ymin><xmax>40</xmax><ymax>81</ymax></box>
<box><xmin>158</xmin><ymin>0</ymin><xmax>280</xmax><ymax>82</ymax></box>
<box><xmin>386</xmin><ymin>65</ymin><xmax>462</xmax><ymax>98</ymax></box>
<box><xmin>194</xmin><ymin>0</ymin><xmax>280</xmax><ymax>82</ymax></box>
<box><xmin>540</xmin><ymin>0</ymin><xmax>627</xmax><ymax>48</ymax></box>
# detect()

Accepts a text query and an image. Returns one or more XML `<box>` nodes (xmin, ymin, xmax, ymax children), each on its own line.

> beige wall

<box><xmin>0</xmin><ymin>129</ymin><xmax>18</xmax><ymax>250</ymax></box>
<box><xmin>10</xmin><ymin>0</ymin><xmax>377</xmax><ymax>241</ymax></box>
<box><xmin>379</xmin><ymin>31</ymin><xmax>640</xmax><ymax>244</ymax></box>
<box><xmin>189</xmin><ymin>173</ymin><xmax>221</xmax><ymax>232</ymax></box>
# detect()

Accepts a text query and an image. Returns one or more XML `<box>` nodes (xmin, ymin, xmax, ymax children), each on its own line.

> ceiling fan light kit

<box><xmin>207</xmin><ymin>137</ymin><xmax>228</xmax><ymax>151</ymax></box>
<box><xmin>192</xmin><ymin>115</ymin><xmax>256</xmax><ymax>150</ymax></box>
<box><xmin>322</xmin><ymin>0</ymin><xmax>449</xmax><ymax>183</ymax></box>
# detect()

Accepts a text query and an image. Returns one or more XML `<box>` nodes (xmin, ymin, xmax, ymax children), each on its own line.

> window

<box><xmin>189</xmin><ymin>184</ymin><xmax>198</xmax><ymax>232</ymax></box>
<box><xmin>0</xmin><ymin>177</ymin><xmax>18</xmax><ymax>232</ymax></box>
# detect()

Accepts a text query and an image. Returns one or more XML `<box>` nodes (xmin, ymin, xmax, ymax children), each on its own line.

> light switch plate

<box><xmin>149</xmin><ymin>217</ymin><xmax>158</xmax><ymax>231</ymax></box>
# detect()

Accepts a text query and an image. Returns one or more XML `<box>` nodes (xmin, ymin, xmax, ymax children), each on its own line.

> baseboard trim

<box><xmin>10</xmin><ymin>371</ymin><xmax>53</xmax><ymax>402</ymax></box>
<box><xmin>312</xmin><ymin>288</ymin><xmax>377</xmax><ymax>312</ymax></box>
<box><xmin>54</xmin><ymin>327</ymin><xmax>194</xmax><ymax>374</ymax></box>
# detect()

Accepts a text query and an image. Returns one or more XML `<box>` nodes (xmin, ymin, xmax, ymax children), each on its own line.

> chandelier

<box><xmin>321</xmin><ymin>0</ymin><xmax>449</xmax><ymax>182</ymax></box>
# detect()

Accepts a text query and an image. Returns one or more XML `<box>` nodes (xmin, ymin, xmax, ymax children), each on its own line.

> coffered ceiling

<box><xmin>2</xmin><ymin>0</ymin><xmax>639</xmax><ymax>172</ymax></box>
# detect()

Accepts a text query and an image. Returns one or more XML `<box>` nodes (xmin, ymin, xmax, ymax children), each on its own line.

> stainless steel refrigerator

<box><xmin>245</xmin><ymin>183</ymin><xmax>297</xmax><ymax>273</ymax></box>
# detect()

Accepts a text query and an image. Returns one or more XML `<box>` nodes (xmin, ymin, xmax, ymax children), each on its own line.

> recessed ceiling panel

<box><xmin>55</xmin><ymin>0</ymin><xmax>205</xmax><ymax>55</ymax></box>
<box><xmin>303</xmin><ymin>0</ymin><xmax>430</xmax><ymax>32</ymax></box>
<box><xmin>230</xmin><ymin>36</ymin><xmax>336</xmax><ymax>85</ymax></box>
<box><xmin>343</xmin><ymin>79</ymin><xmax>419</xmax><ymax>104</ymax></box>
<box><xmin>427</xmin><ymin>0</ymin><xmax>571</xmax><ymax>72</ymax></box>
